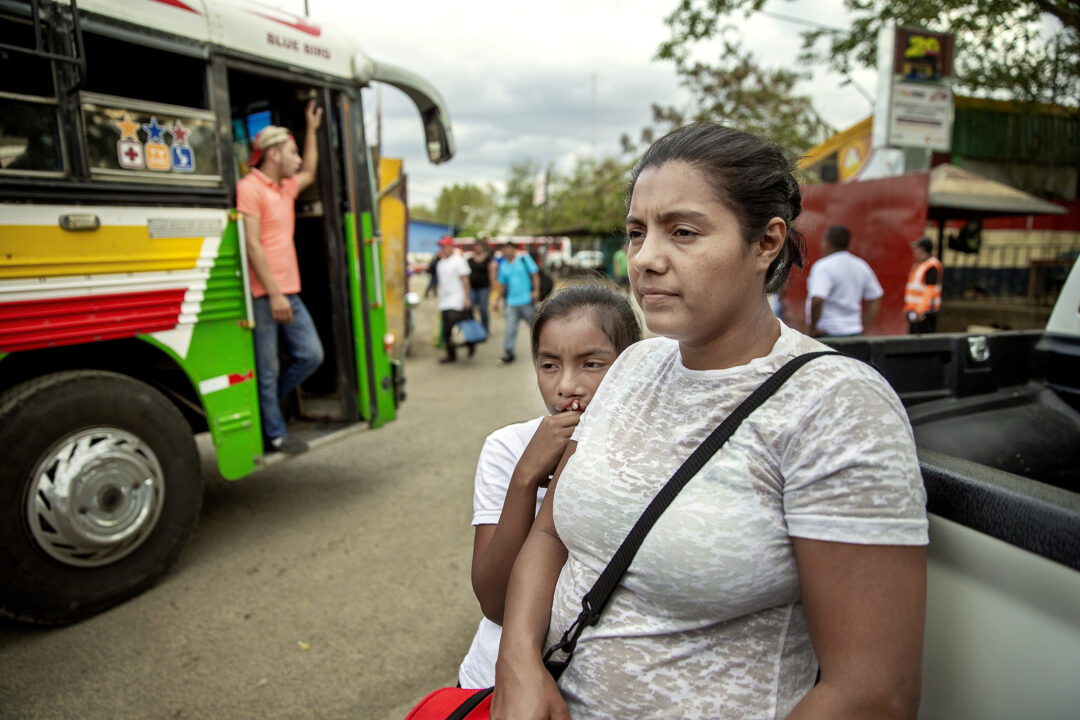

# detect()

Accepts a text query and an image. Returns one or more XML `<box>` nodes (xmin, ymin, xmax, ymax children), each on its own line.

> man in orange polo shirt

<box><xmin>237</xmin><ymin>99</ymin><xmax>324</xmax><ymax>454</ymax></box>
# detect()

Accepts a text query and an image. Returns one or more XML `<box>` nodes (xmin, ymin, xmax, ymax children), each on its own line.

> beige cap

<box><xmin>248</xmin><ymin>125</ymin><xmax>293</xmax><ymax>166</ymax></box>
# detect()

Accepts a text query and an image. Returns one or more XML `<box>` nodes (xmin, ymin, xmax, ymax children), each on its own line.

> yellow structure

<box><xmin>378</xmin><ymin>157</ymin><xmax>408</xmax><ymax>352</ymax></box>
<box><xmin>798</xmin><ymin>116</ymin><xmax>873</xmax><ymax>181</ymax></box>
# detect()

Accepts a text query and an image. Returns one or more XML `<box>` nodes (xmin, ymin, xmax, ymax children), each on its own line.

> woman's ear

<box><xmin>757</xmin><ymin>217</ymin><xmax>786</xmax><ymax>271</ymax></box>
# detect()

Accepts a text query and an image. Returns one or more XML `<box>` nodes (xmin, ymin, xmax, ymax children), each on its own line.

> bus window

<box><xmin>81</xmin><ymin>32</ymin><xmax>209</xmax><ymax>110</ymax></box>
<box><xmin>81</xmin><ymin>96</ymin><xmax>220</xmax><ymax>183</ymax></box>
<box><xmin>0</xmin><ymin>15</ymin><xmax>63</xmax><ymax>174</ymax></box>
<box><xmin>246</xmin><ymin>110</ymin><xmax>273</xmax><ymax>142</ymax></box>
<box><xmin>0</xmin><ymin>97</ymin><xmax>63</xmax><ymax>173</ymax></box>
<box><xmin>75</xmin><ymin>31</ymin><xmax>219</xmax><ymax>185</ymax></box>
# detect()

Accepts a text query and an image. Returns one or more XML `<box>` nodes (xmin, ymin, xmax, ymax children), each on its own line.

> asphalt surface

<box><xmin>0</xmin><ymin>281</ymin><xmax>548</xmax><ymax>720</ymax></box>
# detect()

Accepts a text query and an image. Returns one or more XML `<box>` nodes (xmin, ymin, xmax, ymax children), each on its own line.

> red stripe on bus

<box><xmin>0</xmin><ymin>289</ymin><xmax>187</xmax><ymax>352</ymax></box>
<box><xmin>228</xmin><ymin>370</ymin><xmax>254</xmax><ymax>385</ymax></box>
<box><xmin>2</xmin><ymin>290</ymin><xmax>188</xmax><ymax>320</ymax></box>
<box><xmin>151</xmin><ymin>0</ymin><xmax>202</xmax><ymax>15</ymax></box>
<box><xmin>251</xmin><ymin>11</ymin><xmax>322</xmax><ymax>37</ymax></box>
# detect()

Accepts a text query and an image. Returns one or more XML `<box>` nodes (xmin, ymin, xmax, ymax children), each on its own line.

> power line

<box><xmin>753</xmin><ymin>6</ymin><xmax>874</xmax><ymax>112</ymax></box>
<box><xmin>756</xmin><ymin>8</ymin><xmax>846</xmax><ymax>32</ymax></box>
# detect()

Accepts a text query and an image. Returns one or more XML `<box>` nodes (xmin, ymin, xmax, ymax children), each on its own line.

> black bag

<box><xmin>538</xmin><ymin>267</ymin><xmax>554</xmax><ymax>302</ymax></box>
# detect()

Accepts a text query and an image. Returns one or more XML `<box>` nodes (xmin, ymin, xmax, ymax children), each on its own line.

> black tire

<box><xmin>0</xmin><ymin>370</ymin><xmax>202</xmax><ymax>624</ymax></box>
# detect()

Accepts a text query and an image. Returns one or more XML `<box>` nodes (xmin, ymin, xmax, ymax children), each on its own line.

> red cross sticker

<box><xmin>117</xmin><ymin>140</ymin><xmax>144</xmax><ymax>169</ymax></box>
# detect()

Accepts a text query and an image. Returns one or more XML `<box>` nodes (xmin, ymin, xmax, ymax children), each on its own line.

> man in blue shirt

<box><xmin>495</xmin><ymin>242</ymin><xmax>539</xmax><ymax>364</ymax></box>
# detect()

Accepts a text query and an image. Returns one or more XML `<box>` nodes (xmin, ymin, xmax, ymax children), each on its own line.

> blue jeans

<box><xmin>471</xmin><ymin>287</ymin><xmax>491</xmax><ymax>332</ymax></box>
<box><xmin>253</xmin><ymin>294</ymin><xmax>324</xmax><ymax>440</ymax></box>
<box><xmin>504</xmin><ymin>302</ymin><xmax>534</xmax><ymax>358</ymax></box>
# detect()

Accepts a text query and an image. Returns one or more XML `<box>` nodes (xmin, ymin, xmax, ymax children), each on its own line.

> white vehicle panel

<box><xmin>1045</xmin><ymin>257</ymin><xmax>1080</xmax><ymax>337</ymax></box>
<box><xmin>920</xmin><ymin>514</ymin><xmax>1080</xmax><ymax>719</ymax></box>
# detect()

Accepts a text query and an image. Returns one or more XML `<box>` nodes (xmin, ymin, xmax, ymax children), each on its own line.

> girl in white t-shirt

<box><xmin>458</xmin><ymin>285</ymin><xmax>641</xmax><ymax>688</ymax></box>
<box><xmin>493</xmin><ymin>124</ymin><xmax>928</xmax><ymax>719</ymax></box>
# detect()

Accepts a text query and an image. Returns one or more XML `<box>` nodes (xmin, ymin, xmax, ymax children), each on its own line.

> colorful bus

<box><xmin>0</xmin><ymin>0</ymin><xmax>454</xmax><ymax>623</ymax></box>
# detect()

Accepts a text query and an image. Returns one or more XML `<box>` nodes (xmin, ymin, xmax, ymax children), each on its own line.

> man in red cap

<box><xmin>237</xmin><ymin>99</ymin><xmax>324</xmax><ymax>454</ymax></box>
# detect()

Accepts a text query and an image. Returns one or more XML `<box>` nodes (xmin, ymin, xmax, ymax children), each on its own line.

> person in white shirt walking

<box><xmin>435</xmin><ymin>237</ymin><xmax>473</xmax><ymax>363</ymax></box>
<box><xmin>805</xmin><ymin>225</ymin><xmax>883</xmax><ymax>337</ymax></box>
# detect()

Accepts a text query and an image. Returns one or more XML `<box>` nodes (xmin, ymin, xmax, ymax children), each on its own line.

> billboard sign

<box><xmin>873</xmin><ymin>25</ymin><xmax>956</xmax><ymax>152</ymax></box>
<box><xmin>889</xmin><ymin>84</ymin><xmax>954</xmax><ymax>151</ymax></box>
<box><xmin>894</xmin><ymin>27</ymin><xmax>954</xmax><ymax>84</ymax></box>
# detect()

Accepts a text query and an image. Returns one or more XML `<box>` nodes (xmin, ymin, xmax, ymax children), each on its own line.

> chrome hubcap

<box><xmin>27</xmin><ymin>428</ymin><xmax>165</xmax><ymax>567</ymax></box>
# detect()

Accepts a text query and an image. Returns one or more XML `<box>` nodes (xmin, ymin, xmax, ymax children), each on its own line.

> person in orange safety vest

<box><xmin>904</xmin><ymin>237</ymin><xmax>943</xmax><ymax>334</ymax></box>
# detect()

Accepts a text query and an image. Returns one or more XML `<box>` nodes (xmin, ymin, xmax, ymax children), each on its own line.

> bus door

<box><xmin>337</xmin><ymin>88</ymin><xmax>397</xmax><ymax>428</ymax></box>
<box><xmin>226</xmin><ymin>69</ymin><xmax>390</xmax><ymax>442</ymax></box>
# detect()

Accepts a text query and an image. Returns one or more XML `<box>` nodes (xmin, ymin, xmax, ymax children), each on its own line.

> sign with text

<box><xmin>888</xmin><ymin>83</ymin><xmax>954</xmax><ymax>151</ymax></box>
<box><xmin>893</xmin><ymin>27</ymin><xmax>954</xmax><ymax>84</ymax></box>
<box><xmin>874</xmin><ymin>25</ymin><xmax>956</xmax><ymax>152</ymax></box>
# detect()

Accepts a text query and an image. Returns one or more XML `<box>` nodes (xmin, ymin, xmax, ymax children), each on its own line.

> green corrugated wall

<box><xmin>951</xmin><ymin>105</ymin><xmax>1080</xmax><ymax>166</ymax></box>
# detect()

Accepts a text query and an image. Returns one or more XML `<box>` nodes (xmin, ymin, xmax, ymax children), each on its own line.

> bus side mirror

<box><xmin>424</xmin><ymin>113</ymin><xmax>452</xmax><ymax>164</ymax></box>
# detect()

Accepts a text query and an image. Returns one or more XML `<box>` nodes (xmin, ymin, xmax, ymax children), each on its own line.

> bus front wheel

<box><xmin>0</xmin><ymin>370</ymin><xmax>202</xmax><ymax>624</ymax></box>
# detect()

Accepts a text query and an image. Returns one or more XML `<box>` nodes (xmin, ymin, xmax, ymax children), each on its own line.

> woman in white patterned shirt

<box><xmin>492</xmin><ymin>123</ymin><xmax>928</xmax><ymax>720</ymax></box>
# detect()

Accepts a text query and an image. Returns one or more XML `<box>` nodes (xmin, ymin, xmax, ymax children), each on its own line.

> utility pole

<box><xmin>590</xmin><ymin>72</ymin><xmax>597</xmax><ymax>159</ymax></box>
<box><xmin>543</xmin><ymin>167</ymin><xmax>551</xmax><ymax>235</ymax></box>
<box><xmin>376</xmin><ymin>84</ymin><xmax>383</xmax><ymax>159</ymax></box>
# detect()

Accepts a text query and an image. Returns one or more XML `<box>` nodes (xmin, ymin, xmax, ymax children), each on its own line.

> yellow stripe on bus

<box><xmin>0</xmin><ymin>225</ymin><xmax>204</xmax><ymax>279</ymax></box>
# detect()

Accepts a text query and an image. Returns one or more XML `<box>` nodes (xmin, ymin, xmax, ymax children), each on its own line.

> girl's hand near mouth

<box><xmin>513</xmin><ymin>411</ymin><xmax>579</xmax><ymax>490</ymax></box>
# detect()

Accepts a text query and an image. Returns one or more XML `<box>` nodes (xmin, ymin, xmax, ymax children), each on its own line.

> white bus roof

<box><xmin>60</xmin><ymin>0</ymin><xmax>455</xmax><ymax>162</ymax></box>
<box><xmin>72</xmin><ymin>0</ymin><xmax>361</xmax><ymax>78</ymax></box>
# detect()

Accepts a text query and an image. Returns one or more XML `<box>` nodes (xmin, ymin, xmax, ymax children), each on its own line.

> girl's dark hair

<box><xmin>628</xmin><ymin>122</ymin><xmax>806</xmax><ymax>294</ymax></box>
<box><xmin>531</xmin><ymin>284</ymin><xmax>642</xmax><ymax>361</ymax></box>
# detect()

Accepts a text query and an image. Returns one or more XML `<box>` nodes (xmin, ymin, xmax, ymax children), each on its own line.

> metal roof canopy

<box><xmin>927</xmin><ymin>164</ymin><xmax>1067</xmax><ymax>221</ymax></box>
<box><xmin>924</xmin><ymin>164</ymin><xmax>1067</xmax><ymax>259</ymax></box>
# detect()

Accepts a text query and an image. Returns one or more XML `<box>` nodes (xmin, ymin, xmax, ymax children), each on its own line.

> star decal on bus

<box><xmin>143</xmin><ymin>116</ymin><xmax>167</xmax><ymax>143</ymax></box>
<box><xmin>169</xmin><ymin>120</ymin><xmax>190</xmax><ymax>145</ymax></box>
<box><xmin>112</xmin><ymin>113</ymin><xmax>141</xmax><ymax>141</ymax></box>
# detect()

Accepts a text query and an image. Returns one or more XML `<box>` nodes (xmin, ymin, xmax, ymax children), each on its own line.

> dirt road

<box><xmin>0</xmin><ymin>285</ymin><xmax>547</xmax><ymax>720</ymax></box>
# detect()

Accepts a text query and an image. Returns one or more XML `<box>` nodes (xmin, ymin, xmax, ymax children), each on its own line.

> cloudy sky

<box><xmin>280</xmin><ymin>0</ymin><xmax>879</xmax><ymax>209</ymax></box>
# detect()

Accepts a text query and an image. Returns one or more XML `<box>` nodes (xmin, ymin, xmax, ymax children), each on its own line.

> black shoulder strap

<box><xmin>543</xmin><ymin>350</ymin><xmax>841</xmax><ymax>679</ymax></box>
<box><xmin>445</xmin><ymin>687</ymin><xmax>493</xmax><ymax>720</ymax></box>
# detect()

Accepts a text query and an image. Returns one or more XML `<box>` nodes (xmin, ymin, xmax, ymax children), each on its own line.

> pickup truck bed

<box><xmin>828</xmin><ymin>331</ymin><xmax>1080</xmax><ymax>492</ymax></box>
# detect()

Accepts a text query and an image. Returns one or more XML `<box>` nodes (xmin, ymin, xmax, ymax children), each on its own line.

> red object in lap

<box><xmin>404</xmin><ymin>687</ymin><xmax>492</xmax><ymax>720</ymax></box>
